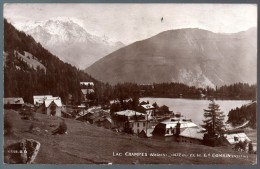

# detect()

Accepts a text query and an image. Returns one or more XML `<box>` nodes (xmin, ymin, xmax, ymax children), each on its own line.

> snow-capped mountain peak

<box><xmin>10</xmin><ymin>17</ymin><xmax>125</xmax><ymax>69</ymax></box>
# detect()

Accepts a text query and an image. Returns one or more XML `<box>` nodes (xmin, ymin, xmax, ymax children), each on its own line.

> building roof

<box><xmin>33</xmin><ymin>95</ymin><xmax>53</xmax><ymax>99</ymax></box>
<box><xmin>77</xmin><ymin>110</ymin><xmax>88</xmax><ymax>117</ymax></box>
<box><xmin>105</xmin><ymin>117</ymin><xmax>112</xmax><ymax>123</ymax></box>
<box><xmin>161</xmin><ymin>120</ymin><xmax>198</xmax><ymax>129</ymax></box>
<box><xmin>44</xmin><ymin>98</ymin><xmax>62</xmax><ymax>107</ymax></box>
<box><xmin>179</xmin><ymin>128</ymin><xmax>204</xmax><ymax>140</ymax></box>
<box><xmin>115</xmin><ymin>110</ymin><xmax>145</xmax><ymax>117</ymax></box>
<box><xmin>224</xmin><ymin>132</ymin><xmax>251</xmax><ymax>144</ymax></box>
<box><xmin>4</xmin><ymin>97</ymin><xmax>24</xmax><ymax>105</ymax></box>
<box><xmin>77</xmin><ymin>105</ymin><xmax>86</xmax><ymax>108</ymax></box>
<box><xmin>141</xmin><ymin>104</ymin><xmax>154</xmax><ymax>110</ymax></box>
<box><xmin>33</xmin><ymin>95</ymin><xmax>53</xmax><ymax>105</ymax></box>
<box><xmin>80</xmin><ymin>82</ymin><xmax>94</xmax><ymax>86</ymax></box>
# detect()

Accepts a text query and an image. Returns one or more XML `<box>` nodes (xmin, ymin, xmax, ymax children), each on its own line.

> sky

<box><xmin>4</xmin><ymin>3</ymin><xmax>257</xmax><ymax>44</ymax></box>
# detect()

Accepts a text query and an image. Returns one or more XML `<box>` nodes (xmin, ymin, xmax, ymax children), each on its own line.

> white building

<box><xmin>224</xmin><ymin>132</ymin><xmax>251</xmax><ymax>145</ymax></box>
<box><xmin>35</xmin><ymin>96</ymin><xmax>64</xmax><ymax>117</ymax></box>
<box><xmin>114</xmin><ymin>110</ymin><xmax>151</xmax><ymax>134</ymax></box>
<box><xmin>80</xmin><ymin>82</ymin><xmax>94</xmax><ymax>87</ymax></box>
<box><xmin>141</xmin><ymin>104</ymin><xmax>154</xmax><ymax>119</ymax></box>
<box><xmin>178</xmin><ymin>128</ymin><xmax>205</xmax><ymax>144</ymax></box>
<box><xmin>33</xmin><ymin>95</ymin><xmax>53</xmax><ymax>105</ymax></box>
<box><xmin>43</xmin><ymin>97</ymin><xmax>63</xmax><ymax>117</ymax></box>
<box><xmin>152</xmin><ymin>120</ymin><xmax>199</xmax><ymax>137</ymax></box>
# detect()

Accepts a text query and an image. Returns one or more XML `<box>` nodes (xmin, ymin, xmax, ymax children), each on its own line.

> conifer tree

<box><xmin>203</xmin><ymin>99</ymin><xmax>225</xmax><ymax>136</ymax></box>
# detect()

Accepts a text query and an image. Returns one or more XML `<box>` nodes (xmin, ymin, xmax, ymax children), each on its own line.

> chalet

<box><xmin>130</xmin><ymin>119</ymin><xmax>148</xmax><ymax>134</ymax></box>
<box><xmin>95</xmin><ymin>117</ymin><xmax>113</xmax><ymax>129</ymax></box>
<box><xmin>4</xmin><ymin>97</ymin><xmax>24</xmax><ymax>109</ymax></box>
<box><xmin>113</xmin><ymin>110</ymin><xmax>152</xmax><ymax>134</ymax></box>
<box><xmin>81</xmin><ymin>89</ymin><xmax>95</xmax><ymax>101</ymax></box>
<box><xmin>152</xmin><ymin>120</ymin><xmax>199</xmax><ymax>141</ymax></box>
<box><xmin>178</xmin><ymin>128</ymin><xmax>205</xmax><ymax>144</ymax></box>
<box><xmin>75</xmin><ymin>112</ymin><xmax>92</xmax><ymax>122</ymax></box>
<box><xmin>80</xmin><ymin>82</ymin><xmax>94</xmax><ymax>87</ymax></box>
<box><xmin>87</xmin><ymin>112</ymin><xmax>101</xmax><ymax>124</ymax></box>
<box><xmin>33</xmin><ymin>95</ymin><xmax>53</xmax><ymax>106</ymax></box>
<box><xmin>42</xmin><ymin>97</ymin><xmax>63</xmax><ymax>117</ymax></box>
<box><xmin>224</xmin><ymin>130</ymin><xmax>251</xmax><ymax>145</ymax></box>
<box><xmin>75</xmin><ymin>109</ymin><xmax>88</xmax><ymax>118</ymax></box>
<box><xmin>113</xmin><ymin>110</ymin><xmax>145</xmax><ymax>127</ymax></box>
<box><xmin>76</xmin><ymin>107</ymin><xmax>109</xmax><ymax>124</ymax></box>
<box><xmin>141</xmin><ymin>104</ymin><xmax>154</xmax><ymax>119</ymax></box>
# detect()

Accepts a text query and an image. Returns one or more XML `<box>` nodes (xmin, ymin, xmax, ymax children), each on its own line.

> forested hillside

<box><xmin>4</xmin><ymin>19</ymin><xmax>98</xmax><ymax>103</ymax></box>
<box><xmin>228</xmin><ymin>101</ymin><xmax>257</xmax><ymax>128</ymax></box>
<box><xmin>3</xmin><ymin>19</ymin><xmax>256</xmax><ymax>104</ymax></box>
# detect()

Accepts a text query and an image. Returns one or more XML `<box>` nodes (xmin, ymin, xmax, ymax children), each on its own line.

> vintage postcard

<box><xmin>2</xmin><ymin>2</ymin><xmax>257</xmax><ymax>165</ymax></box>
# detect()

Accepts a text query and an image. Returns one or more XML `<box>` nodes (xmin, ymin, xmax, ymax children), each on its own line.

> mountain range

<box><xmin>86</xmin><ymin>28</ymin><xmax>257</xmax><ymax>88</ymax></box>
<box><xmin>4</xmin><ymin>19</ymin><xmax>98</xmax><ymax>103</ymax></box>
<box><xmin>14</xmin><ymin>17</ymin><xmax>124</xmax><ymax>69</ymax></box>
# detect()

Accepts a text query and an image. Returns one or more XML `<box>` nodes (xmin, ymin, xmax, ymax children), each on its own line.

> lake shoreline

<box><xmin>140</xmin><ymin>97</ymin><xmax>251</xmax><ymax>126</ymax></box>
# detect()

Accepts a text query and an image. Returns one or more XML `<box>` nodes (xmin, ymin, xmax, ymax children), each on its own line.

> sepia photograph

<box><xmin>2</xmin><ymin>2</ymin><xmax>257</xmax><ymax>165</ymax></box>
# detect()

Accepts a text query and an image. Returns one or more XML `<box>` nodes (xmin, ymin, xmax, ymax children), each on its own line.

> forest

<box><xmin>227</xmin><ymin>101</ymin><xmax>256</xmax><ymax>128</ymax></box>
<box><xmin>4</xmin><ymin>19</ymin><xmax>257</xmax><ymax>105</ymax></box>
<box><xmin>4</xmin><ymin>19</ymin><xmax>98</xmax><ymax>103</ymax></box>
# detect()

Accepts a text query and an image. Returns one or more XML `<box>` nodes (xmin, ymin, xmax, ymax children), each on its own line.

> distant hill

<box><xmin>4</xmin><ymin>19</ymin><xmax>98</xmax><ymax>103</ymax></box>
<box><xmin>86</xmin><ymin>28</ymin><xmax>257</xmax><ymax>88</ymax></box>
<box><xmin>13</xmin><ymin>17</ymin><xmax>124</xmax><ymax>69</ymax></box>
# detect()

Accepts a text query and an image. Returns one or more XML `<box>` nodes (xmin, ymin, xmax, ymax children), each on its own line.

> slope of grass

<box><xmin>3</xmin><ymin>109</ymin><xmax>256</xmax><ymax>164</ymax></box>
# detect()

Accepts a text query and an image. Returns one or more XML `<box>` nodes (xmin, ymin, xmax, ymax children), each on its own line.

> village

<box><xmin>3</xmin><ymin>81</ymin><xmax>257</xmax><ymax>159</ymax></box>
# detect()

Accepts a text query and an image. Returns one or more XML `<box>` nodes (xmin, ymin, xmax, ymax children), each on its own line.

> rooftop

<box><xmin>115</xmin><ymin>110</ymin><xmax>145</xmax><ymax>117</ymax></box>
<box><xmin>224</xmin><ymin>132</ymin><xmax>251</xmax><ymax>144</ymax></box>
<box><xmin>4</xmin><ymin>97</ymin><xmax>24</xmax><ymax>105</ymax></box>
<box><xmin>80</xmin><ymin>82</ymin><xmax>94</xmax><ymax>86</ymax></box>
<box><xmin>179</xmin><ymin>128</ymin><xmax>205</xmax><ymax>140</ymax></box>
<box><xmin>44</xmin><ymin>98</ymin><xmax>62</xmax><ymax>107</ymax></box>
<box><xmin>33</xmin><ymin>95</ymin><xmax>53</xmax><ymax>105</ymax></box>
<box><xmin>141</xmin><ymin>104</ymin><xmax>154</xmax><ymax>110</ymax></box>
<box><xmin>161</xmin><ymin>120</ymin><xmax>198</xmax><ymax>129</ymax></box>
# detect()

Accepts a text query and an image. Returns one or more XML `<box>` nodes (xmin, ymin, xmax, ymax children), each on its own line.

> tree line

<box><xmin>227</xmin><ymin>101</ymin><xmax>256</xmax><ymax>128</ymax></box>
<box><xmin>4</xmin><ymin>19</ymin><xmax>98</xmax><ymax>104</ymax></box>
<box><xmin>4</xmin><ymin>19</ymin><xmax>257</xmax><ymax>106</ymax></box>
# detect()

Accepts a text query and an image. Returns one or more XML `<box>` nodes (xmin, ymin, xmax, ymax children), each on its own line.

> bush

<box><xmin>52</xmin><ymin>119</ymin><xmax>67</xmax><ymax>135</ymax></box>
<box><xmin>29</xmin><ymin>123</ymin><xmax>34</xmax><ymax>132</ymax></box>
<box><xmin>248</xmin><ymin>142</ymin><xmax>253</xmax><ymax>153</ymax></box>
<box><xmin>123</xmin><ymin>121</ymin><xmax>133</xmax><ymax>134</ymax></box>
<box><xmin>234</xmin><ymin>140</ymin><xmax>247</xmax><ymax>151</ymax></box>
<box><xmin>157</xmin><ymin>105</ymin><xmax>170</xmax><ymax>115</ymax></box>
<box><xmin>59</xmin><ymin>120</ymin><xmax>67</xmax><ymax>133</ymax></box>
<box><xmin>20</xmin><ymin>108</ymin><xmax>35</xmax><ymax>120</ymax></box>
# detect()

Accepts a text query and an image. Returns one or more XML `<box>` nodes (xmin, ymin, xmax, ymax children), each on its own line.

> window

<box><xmin>166</xmin><ymin>129</ymin><xmax>169</xmax><ymax>134</ymax></box>
<box><xmin>137</xmin><ymin>123</ymin><xmax>139</xmax><ymax>127</ymax></box>
<box><xmin>143</xmin><ymin>122</ymin><xmax>146</xmax><ymax>127</ymax></box>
